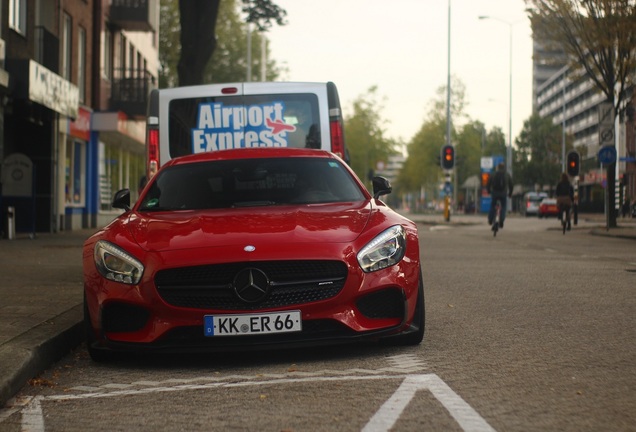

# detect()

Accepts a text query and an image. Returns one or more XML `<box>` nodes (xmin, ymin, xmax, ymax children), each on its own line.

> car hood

<box><xmin>126</xmin><ymin>203</ymin><xmax>373</xmax><ymax>252</ymax></box>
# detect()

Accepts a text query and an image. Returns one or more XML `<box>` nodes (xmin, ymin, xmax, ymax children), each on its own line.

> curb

<box><xmin>590</xmin><ymin>228</ymin><xmax>636</xmax><ymax>241</ymax></box>
<box><xmin>0</xmin><ymin>304</ymin><xmax>84</xmax><ymax>407</ymax></box>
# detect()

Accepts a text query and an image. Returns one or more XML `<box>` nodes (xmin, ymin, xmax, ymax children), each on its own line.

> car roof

<box><xmin>164</xmin><ymin>148</ymin><xmax>340</xmax><ymax>168</ymax></box>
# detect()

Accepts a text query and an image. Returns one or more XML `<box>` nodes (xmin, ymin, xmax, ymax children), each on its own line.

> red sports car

<box><xmin>83</xmin><ymin>148</ymin><xmax>423</xmax><ymax>360</ymax></box>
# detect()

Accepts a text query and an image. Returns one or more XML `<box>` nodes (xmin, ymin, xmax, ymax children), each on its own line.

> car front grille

<box><xmin>155</xmin><ymin>260</ymin><xmax>348</xmax><ymax>310</ymax></box>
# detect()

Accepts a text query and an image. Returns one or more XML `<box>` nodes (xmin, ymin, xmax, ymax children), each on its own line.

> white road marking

<box><xmin>20</xmin><ymin>396</ymin><xmax>44</xmax><ymax>432</ymax></box>
<box><xmin>363</xmin><ymin>374</ymin><xmax>496</xmax><ymax>432</ymax></box>
<box><xmin>18</xmin><ymin>374</ymin><xmax>495</xmax><ymax>432</ymax></box>
<box><xmin>66</xmin><ymin>354</ymin><xmax>426</xmax><ymax>393</ymax></box>
<box><xmin>430</xmin><ymin>226</ymin><xmax>451</xmax><ymax>231</ymax></box>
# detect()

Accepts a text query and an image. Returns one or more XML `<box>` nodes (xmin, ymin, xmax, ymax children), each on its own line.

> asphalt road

<box><xmin>1</xmin><ymin>217</ymin><xmax>635</xmax><ymax>431</ymax></box>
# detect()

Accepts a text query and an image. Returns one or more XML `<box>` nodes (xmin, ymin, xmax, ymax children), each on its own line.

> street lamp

<box><xmin>478</xmin><ymin>15</ymin><xmax>522</xmax><ymax>180</ymax></box>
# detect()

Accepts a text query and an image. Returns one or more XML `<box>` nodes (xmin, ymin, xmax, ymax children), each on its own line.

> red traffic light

<box><xmin>441</xmin><ymin>145</ymin><xmax>455</xmax><ymax>169</ymax></box>
<box><xmin>566</xmin><ymin>151</ymin><xmax>580</xmax><ymax>176</ymax></box>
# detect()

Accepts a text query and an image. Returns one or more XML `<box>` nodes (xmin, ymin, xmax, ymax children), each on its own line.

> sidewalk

<box><xmin>0</xmin><ymin>228</ymin><xmax>95</xmax><ymax>407</ymax></box>
<box><xmin>1</xmin><ymin>215</ymin><xmax>635</xmax><ymax>407</ymax></box>
<box><xmin>403</xmin><ymin>211</ymin><xmax>636</xmax><ymax>239</ymax></box>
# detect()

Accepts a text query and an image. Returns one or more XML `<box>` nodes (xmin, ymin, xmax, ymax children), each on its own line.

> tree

<box><xmin>344</xmin><ymin>87</ymin><xmax>399</xmax><ymax>185</ymax></box>
<box><xmin>455</xmin><ymin>121</ymin><xmax>491</xmax><ymax>187</ymax></box>
<box><xmin>158</xmin><ymin>0</ymin><xmax>180</xmax><ymax>88</ymax></box>
<box><xmin>515</xmin><ymin>113</ymin><xmax>573</xmax><ymax>190</ymax></box>
<box><xmin>398</xmin><ymin>117</ymin><xmax>446</xmax><ymax>209</ymax></box>
<box><xmin>525</xmin><ymin>0</ymin><xmax>636</xmax><ymax>226</ymax></box>
<box><xmin>160</xmin><ymin>0</ymin><xmax>285</xmax><ymax>87</ymax></box>
<box><xmin>175</xmin><ymin>0</ymin><xmax>286</xmax><ymax>86</ymax></box>
<box><xmin>398</xmin><ymin>78</ymin><xmax>472</xmax><ymax>210</ymax></box>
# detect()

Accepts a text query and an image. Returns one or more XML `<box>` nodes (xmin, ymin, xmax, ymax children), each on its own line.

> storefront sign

<box><xmin>69</xmin><ymin>107</ymin><xmax>91</xmax><ymax>141</ymax></box>
<box><xmin>1</xmin><ymin>153</ymin><xmax>33</xmax><ymax>197</ymax></box>
<box><xmin>93</xmin><ymin>112</ymin><xmax>145</xmax><ymax>144</ymax></box>
<box><xmin>29</xmin><ymin>60</ymin><xmax>79</xmax><ymax>118</ymax></box>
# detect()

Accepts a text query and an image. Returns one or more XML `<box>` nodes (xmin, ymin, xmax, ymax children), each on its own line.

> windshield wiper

<box><xmin>232</xmin><ymin>200</ymin><xmax>277</xmax><ymax>208</ymax></box>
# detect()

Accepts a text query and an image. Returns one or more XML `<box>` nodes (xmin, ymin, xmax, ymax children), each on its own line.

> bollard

<box><xmin>6</xmin><ymin>206</ymin><xmax>15</xmax><ymax>240</ymax></box>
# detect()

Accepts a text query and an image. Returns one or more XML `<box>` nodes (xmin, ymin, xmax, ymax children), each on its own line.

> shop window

<box><xmin>78</xmin><ymin>27</ymin><xmax>87</xmax><ymax>103</ymax></box>
<box><xmin>99</xmin><ymin>142</ymin><xmax>146</xmax><ymax>211</ymax></box>
<box><xmin>65</xmin><ymin>141</ymin><xmax>86</xmax><ymax>206</ymax></box>
<box><xmin>62</xmin><ymin>13</ymin><xmax>72</xmax><ymax>80</ymax></box>
<box><xmin>102</xmin><ymin>28</ymin><xmax>112</xmax><ymax>81</ymax></box>
<box><xmin>9</xmin><ymin>0</ymin><xmax>26</xmax><ymax>35</ymax></box>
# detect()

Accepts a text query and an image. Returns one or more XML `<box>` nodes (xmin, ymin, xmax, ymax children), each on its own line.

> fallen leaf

<box><xmin>28</xmin><ymin>378</ymin><xmax>55</xmax><ymax>388</ymax></box>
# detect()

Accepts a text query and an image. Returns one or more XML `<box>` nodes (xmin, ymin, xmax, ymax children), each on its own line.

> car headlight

<box><xmin>357</xmin><ymin>225</ymin><xmax>406</xmax><ymax>273</ymax></box>
<box><xmin>94</xmin><ymin>240</ymin><xmax>144</xmax><ymax>284</ymax></box>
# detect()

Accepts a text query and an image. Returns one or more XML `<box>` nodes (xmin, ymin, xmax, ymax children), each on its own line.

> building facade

<box><xmin>0</xmin><ymin>0</ymin><xmax>158</xmax><ymax>236</ymax></box>
<box><xmin>532</xmin><ymin>12</ymin><xmax>636</xmax><ymax>214</ymax></box>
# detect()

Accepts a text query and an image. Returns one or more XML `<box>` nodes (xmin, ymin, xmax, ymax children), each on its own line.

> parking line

<box><xmin>19</xmin><ymin>374</ymin><xmax>495</xmax><ymax>432</ymax></box>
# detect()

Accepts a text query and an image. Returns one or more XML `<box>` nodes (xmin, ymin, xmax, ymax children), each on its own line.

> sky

<box><xmin>266</xmin><ymin>0</ymin><xmax>534</xmax><ymax>148</ymax></box>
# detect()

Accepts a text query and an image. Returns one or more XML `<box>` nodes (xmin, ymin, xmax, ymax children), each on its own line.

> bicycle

<box><xmin>560</xmin><ymin>205</ymin><xmax>571</xmax><ymax>235</ymax></box>
<box><xmin>491</xmin><ymin>201</ymin><xmax>501</xmax><ymax>237</ymax></box>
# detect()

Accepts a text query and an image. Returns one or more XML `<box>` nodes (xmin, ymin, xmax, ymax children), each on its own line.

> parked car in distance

<box><xmin>538</xmin><ymin>198</ymin><xmax>559</xmax><ymax>218</ymax></box>
<box><xmin>83</xmin><ymin>147</ymin><xmax>424</xmax><ymax>361</ymax></box>
<box><xmin>521</xmin><ymin>192</ymin><xmax>548</xmax><ymax>217</ymax></box>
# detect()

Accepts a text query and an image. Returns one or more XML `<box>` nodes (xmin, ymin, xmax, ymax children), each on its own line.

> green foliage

<box><xmin>242</xmin><ymin>0</ymin><xmax>288</xmax><ymax>30</ymax></box>
<box><xmin>344</xmin><ymin>87</ymin><xmax>399</xmax><ymax>185</ymax></box>
<box><xmin>159</xmin><ymin>0</ymin><xmax>180</xmax><ymax>88</ymax></box>
<box><xmin>455</xmin><ymin>121</ymin><xmax>495</xmax><ymax>187</ymax></box>
<box><xmin>159</xmin><ymin>0</ymin><xmax>285</xmax><ymax>87</ymax></box>
<box><xmin>428</xmin><ymin>76</ymin><xmax>468</xmax><ymax>125</ymax></box>
<box><xmin>399</xmin><ymin>117</ymin><xmax>446</xmax><ymax>194</ymax></box>
<box><xmin>514</xmin><ymin>113</ymin><xmax>572</xmax><ymax>189</ymax></box>
<box><xmin>398</xmin><ymin>78</ymin><xmax>495</xmax><ymax>203</ymax></box>
<box><xmin>207</xmin><ymin>0</ymin><xmax>283</xmax><ymax>83</ymax></box>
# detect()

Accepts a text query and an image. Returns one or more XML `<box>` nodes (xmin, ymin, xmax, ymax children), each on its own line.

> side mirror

<box><xmin>372</xmin><ymin>176</ymin><xmax>392</xmax><ymax>199</ymax></box>
<box><xmin>112</xmin><ymin>189</ymin><xmax>131</xmax><ymax>211</ymax></box>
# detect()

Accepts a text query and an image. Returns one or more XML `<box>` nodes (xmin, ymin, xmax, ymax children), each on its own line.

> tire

<box><xmin>84</xmin><ymin>294</ymin><xmax>113</xmax><ymax>362</ymax></box>
<box><xmin>390</xmin><ymin>272</ymin><xmax>425</xmax><ymax>346</ymax></box>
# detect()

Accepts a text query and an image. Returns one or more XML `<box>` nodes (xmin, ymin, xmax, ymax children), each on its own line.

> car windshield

<box><xmin>138</xmin><ymin>157</ymin><xmax>366</xmax><ymax>211</ymax></box>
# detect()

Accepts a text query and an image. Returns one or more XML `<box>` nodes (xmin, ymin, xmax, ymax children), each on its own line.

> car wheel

<box><xmin>84</xmin><ymin>294</ymin><xmax>113</xmax><ymax>362</ymax></box>
<box><xmin>389</xmin><ymin>271</ymin><xmax>425</xmax><ymax>346</ymax></box>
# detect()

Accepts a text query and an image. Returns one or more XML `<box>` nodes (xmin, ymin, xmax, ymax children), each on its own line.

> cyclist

<box><xmin>487</xmin><ymin>162</ymin><xmax>513</xmax><ymax>229</ymax></box>
<box><xmin>556</xmin><ymin>172</ymin><xmax>574</xmax><ymax>231</ymax></box>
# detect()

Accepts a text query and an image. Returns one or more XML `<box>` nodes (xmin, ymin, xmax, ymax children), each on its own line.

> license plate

<box><xmin>203</xmin><ymin>311</ymin><xmax>302</xmax><ymax>337</ymax></box>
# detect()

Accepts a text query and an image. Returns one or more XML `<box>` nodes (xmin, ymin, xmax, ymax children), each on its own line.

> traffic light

<box><xmin>481</xmin><ymin>172</ymin><xmax>490</xmax><ymax>188</ymax></box>
<box><xmin>566</xmin><ymin>151</ymin><xmax>580</xmax><ymax>177</ymax></box>
<box><xmin>441</xmin><ymin>145</ymin><xmax>455</xmax><ymax>170</ymax></box>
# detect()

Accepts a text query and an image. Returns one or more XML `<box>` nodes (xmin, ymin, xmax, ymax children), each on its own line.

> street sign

<box><xmin>619</xmin><ymin>156</ymin><xmax>636</xmax><ymax>163</ymax></box>
<box><xmin>444</xmin><ymin>181</ymin><xmax>453</xmax><ymax>195</ymax></box>
<box><xmin>597</xmin><ymin>146</ymin><xmax>617</xmax><ymax>165</ymax></box>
